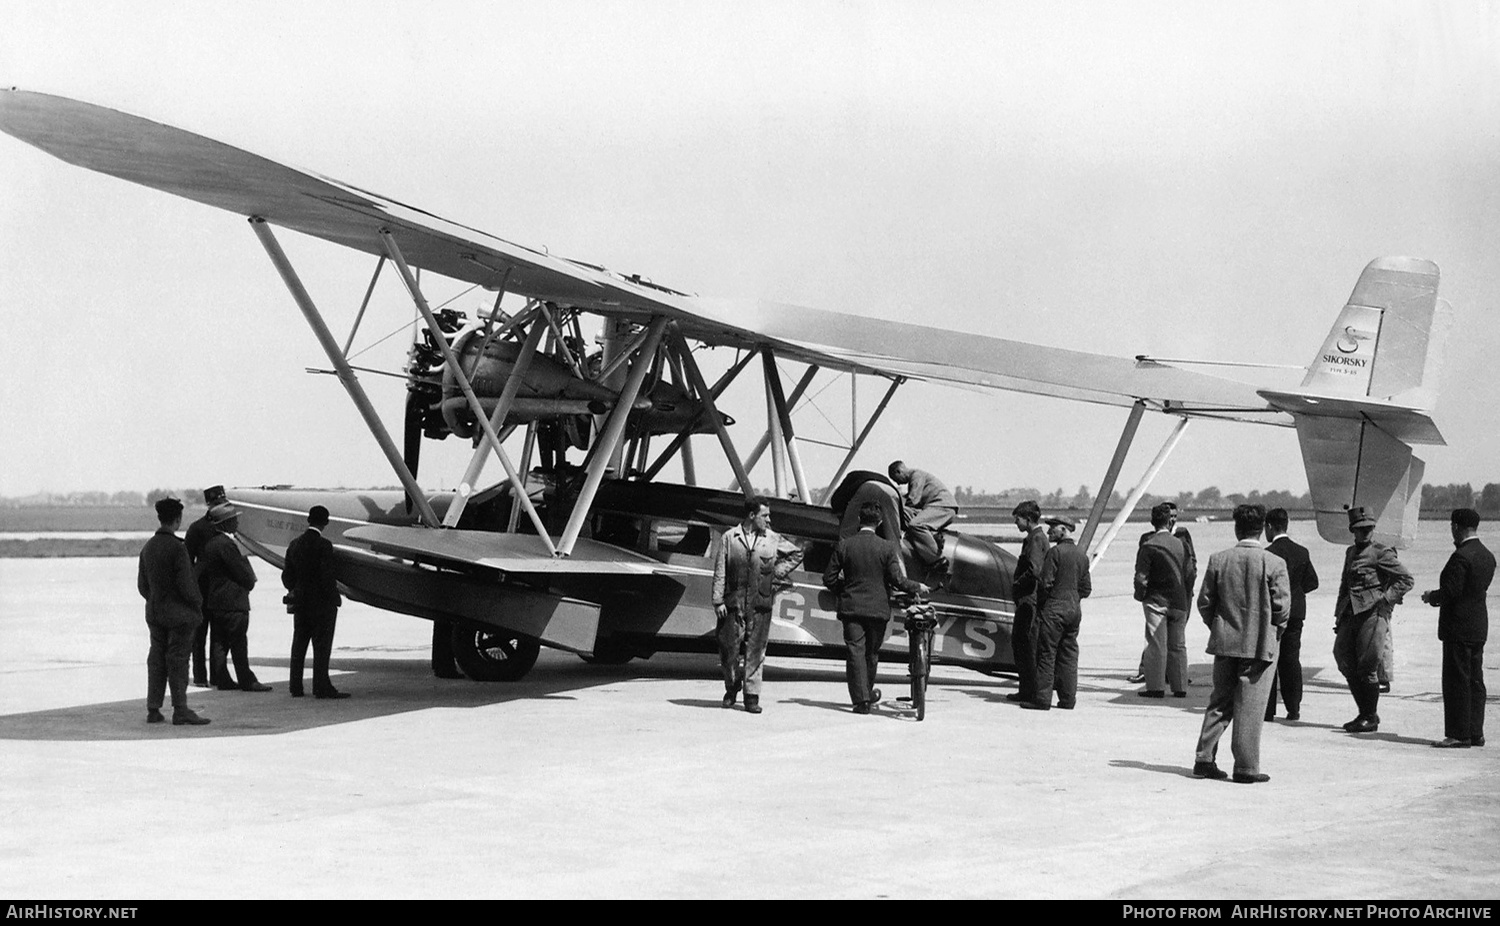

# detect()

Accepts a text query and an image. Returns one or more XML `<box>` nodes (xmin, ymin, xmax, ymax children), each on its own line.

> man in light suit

<box><xmin>136</xmin><ymin>497</ymin><xmax>210</xmax><ymax>725</ymax></box>
<box><xmin>1192</xmin><ymin>504</ymin><xmax>1288</xmax><ymax>784</ymax></box>
<box><xmin>1421</xmin><ymin>508</ymin><xmax>1495</xmax><ymax>748</ymax></box>
<box><xmin>282</xmin><ymin>505</ymin><xmax>349</xmax><ymax>699</ymax></box>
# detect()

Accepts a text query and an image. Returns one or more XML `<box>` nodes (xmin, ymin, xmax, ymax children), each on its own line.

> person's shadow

<box><xmin>1108</xmin><ymin>759</ymin><xmax>1200</xmax><ymax>779</ymax></box>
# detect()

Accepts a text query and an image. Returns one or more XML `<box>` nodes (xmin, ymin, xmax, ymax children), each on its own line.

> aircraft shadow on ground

<box><xmin>0</xmin><ymin>650</ymin><xmax>996</xmax><ymax>742</ymax></box>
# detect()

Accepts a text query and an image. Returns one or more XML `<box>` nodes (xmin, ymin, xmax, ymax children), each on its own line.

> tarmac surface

<box><xmin>1</xmin><ymin>543</ymin><xmax>1497</xmax><ymax>899</ymax></box>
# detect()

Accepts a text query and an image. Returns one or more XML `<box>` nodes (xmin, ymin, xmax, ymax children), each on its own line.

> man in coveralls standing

<box><xmin>1023</xmin><ymin>515</ymin><xmax>1091</xmax><ymax>711</ymax></box>
<box><xmin>1334</xmin><ymin>506</ymin><xmax>1412</xmax><ymax>734</ymax></box>
<box><xmin>712</xmin><ymin>496</ymin><xmax>804</xmax><ymax>714</ymax></box>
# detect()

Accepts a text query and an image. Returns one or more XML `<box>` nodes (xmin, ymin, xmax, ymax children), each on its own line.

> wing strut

<box><xmin>557</xmin><ymin>317</ymin><xmax>670</xmax><ymax>555</ymax></box>
<box><xmin>1087</xmin><ymin>416</ymin><xmax>1192</xmax><ymax>567</ymax></box>
<box><xmin>1078</xmin><ymin>400</ymin><xmax>1146</xmax><ymax>556</ymax></box>
<box><xmin>738</xmin><ymin>363</ymin><xmax>819</xmax><ymax>491</ymax></box>
<box><xmin>442</xmin><ymin>317</ymin><xmax>548</xmax><ymax>527</ymax></box>
<box><xmin>506</xmin><ymin>421</ymin><xmax>540</xmax><ymax>533</ymax></box>
<box><xmin>820</xmin><ymin>375</ymin><xmax>904</xmax><ymax>504</ymax></box>
<box><xmin>666</xmin><ymin>350</ymin><xmax>697</xmax><ymax>485</ymax></box>
<box><xmin>341</xmin><ymin>255</ymin><xmax>386</xmax><ymax>357</ymax></box>
<box><xmin>669</xmin><ymin>329</ymin><xmax>754</xmax><ymax>495</ymax></box>
<box><xmin>249</xmin><ymin>218</ymin><xmax>442</xmax><ymax>527</ymax></box>
<box><xmin>378</xmin><ymin>229</ymin><xmax>555</xmax><ymax>550</ymax></box>
<box><xmin>642</xmin><ymin>344</ymin><xmax>758</xmax><ymax>482</ymax></box>
<box><xmin>761</xmin><ymin>350</ymin><xmax>812</xmax><ymax>501</ymax></box>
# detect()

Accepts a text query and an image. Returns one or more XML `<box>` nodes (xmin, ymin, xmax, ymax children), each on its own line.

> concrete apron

<box><xmin>0</xmin><ymin>563</ymin><xmax>1495</xmax><ymax>899</ymax></box>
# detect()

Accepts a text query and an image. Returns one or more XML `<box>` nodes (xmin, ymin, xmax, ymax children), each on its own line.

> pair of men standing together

<box><xmin>1007</xmin><ymin>502</ymin><xmax>1092</xmax><ymax>711</ymax></box>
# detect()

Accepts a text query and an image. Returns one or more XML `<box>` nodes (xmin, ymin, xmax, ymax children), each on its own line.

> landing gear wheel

<box><xmin>449</xmin><ymin>626</ymin><xmax>540</xmax><ymax>681</ymax></box>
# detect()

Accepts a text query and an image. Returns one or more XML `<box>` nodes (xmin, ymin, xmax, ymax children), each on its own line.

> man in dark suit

<box><xmin>1263</xmin><ymin>507</ymin><xmax>1319</xmax><ymax>722</ymax></box>
<box><xmin>823</xmin><ymin>502</ymin><xmax>926</xmax><ymax>713</ymax></box>
<box><xmin>1005</xmin><ymin>500</ymin><xmax>1048</xmax><ymax>705</ymax></box>
<box><xmin>136</xmin><ymin>497</ymin><xmax>210</xmax><ymax>725</ymax></box>
<box><xmin>1420</xmin><ymin>508</ymin><xmax>1495</xmax><ymax>748</ymax></box>
<box><xmin>184</xmin><ymin>484</ymin><xmax>227</xmax><ymax>688</ymax></box>
<box><xmin>282</xmin><ymin>505</ymin><xmax>349</xmax><ymax>699</ymax></box>
<box><xmin>1023</xmin><ymin>515</ymin><xmax>1091</xmax><ymax>711</ymax></box>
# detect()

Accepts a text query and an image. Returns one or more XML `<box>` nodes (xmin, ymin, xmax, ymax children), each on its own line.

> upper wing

<box><xmin>0</xmin><ymin>89</ymin><xmax>1281</xmax><ymax>420</ymax></box>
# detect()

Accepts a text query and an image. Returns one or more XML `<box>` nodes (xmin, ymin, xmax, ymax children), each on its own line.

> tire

<box><xmin>449</xmin><ymin>625</ymin><xmax>541</xmax><ymax>681</ymax></box>
<box><xmin>914</xmin><ymin>632</ymin><xmax>930</xmax><ymax>722</ymax></box>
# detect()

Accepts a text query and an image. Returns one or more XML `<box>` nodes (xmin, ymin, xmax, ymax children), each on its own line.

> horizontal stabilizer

<box><xmin>344</xmin><ymin>524</ymin><xmax>705</xmax><ymax>576</ymax></box>
<box><xmin>1296</xmin><ymin>417</ymin><xmax>1424</xmax><ymax>548</ymax></box>
<box><xmin>1258</xmin><ymin>390</ymin><xmax>1445</xmax><ymax>446</ymax></box>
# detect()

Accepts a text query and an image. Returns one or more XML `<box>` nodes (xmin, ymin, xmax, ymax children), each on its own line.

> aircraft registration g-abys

<box><xmin>0</xmin><ymin>90</ymin><xmax>1452</xmax><ymax>682</ymax></box>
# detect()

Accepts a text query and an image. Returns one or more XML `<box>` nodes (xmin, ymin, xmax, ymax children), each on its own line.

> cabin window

<box><xmin>648</xmin><ymin>518</ymin><xmax>713</xmax><ymax>557</ymax></box>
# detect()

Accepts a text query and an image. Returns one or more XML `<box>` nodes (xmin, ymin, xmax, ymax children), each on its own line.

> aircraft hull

<box><xmin>229</xmin><ymin>484</ymin><xmax>1017</xmax><ymax>675</ymax></box>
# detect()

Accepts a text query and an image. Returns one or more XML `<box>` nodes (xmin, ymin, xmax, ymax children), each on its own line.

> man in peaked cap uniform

<box><xmin>184</xmin><ymin>484</ymin><xmax>228</xmax><ymax>687</ymax></box>
<box><xmin>1333</xmin><ymin>506</ymin><xmax>1413</xmax><ymax>734</ymax></box>
<box><xmin>195</xmin><ymin>503</ymin><xmax>272</xmax><ymax>693</ymax></box>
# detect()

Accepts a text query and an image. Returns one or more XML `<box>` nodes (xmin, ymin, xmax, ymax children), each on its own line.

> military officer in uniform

<box><xmin>184</xmin><ymin>484</ymin><xmax>228</xmax><ymax>687</ymax></box>
<box><xmin>1333</xmin><ymin>506</ymin><xmax>1413</xmax><ymax>734</ymax></box>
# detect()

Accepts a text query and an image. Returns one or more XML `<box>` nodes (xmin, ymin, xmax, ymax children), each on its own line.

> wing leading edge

<box><xmin>0</xmin><ymin>89</ymin><xmax>1287</xmax><ymax>420</ymax></box>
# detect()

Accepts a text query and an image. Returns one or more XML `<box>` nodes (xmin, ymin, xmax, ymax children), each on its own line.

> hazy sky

<box><xmin>3</xmin><ymin>1</ymin><xmax>1498</xmax><ymax>500</ymax></box>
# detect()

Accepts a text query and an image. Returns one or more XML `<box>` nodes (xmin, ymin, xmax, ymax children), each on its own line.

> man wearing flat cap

<box><xmin>185</xmin><ymin>484</ymin><xmax>228</xmax><ymax>687</ymax></box>
<box><xmin>136</xmin><ymin>497</ymin><xmax>210</xmax><ymax>725</ymax></box>
<box><xmin>1025</xmin><ymin>515</ymin><xmax>1091</xmax><ymax>711</ymax></box>
<box><xmin>1006</xmin><ymin>500</ymin><xmax>1048</xmax><ymax>705</ymax></box>
<box><xmin>1334</xmin><ymin>506</ymin><xmax>1413</xmax><ymax>734</ymax></box>
<box><xmin>1420</xmin><ymin>508</ymin><xmax>1495</xmax><ymax>748</ymax></box>
<box><xmin>194</xmin><ymin>503</ymin><xmax>271</xmax><ymax>693</ymax></box>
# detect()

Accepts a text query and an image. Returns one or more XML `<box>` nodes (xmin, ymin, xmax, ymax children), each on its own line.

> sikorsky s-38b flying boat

<box><xmin>0</xmin><ymin>91</ymin><xmax>1452</xmax><ymax>683</ymax></box>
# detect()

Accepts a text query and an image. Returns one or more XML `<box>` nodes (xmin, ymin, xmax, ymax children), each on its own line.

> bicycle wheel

<box><xmin>914</xmin><ymin>630</ymin><xmax>929</xmax><ymax>721</ymax></box>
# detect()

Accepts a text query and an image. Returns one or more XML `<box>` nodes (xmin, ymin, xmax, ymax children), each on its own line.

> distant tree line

<box><xmin>956</xmin><ymin>482</ymin><xmax>1500</xmax><ymax>516</ymax></box>
<box><xmin>5</xmin><ymin>482</ymin><xmax>1500</xmax><ymax>515</ymax></box>
<box><xmin>0</xmin><ymin>489</ymin><xmax>207</xmax><ymax>508</ymax></box>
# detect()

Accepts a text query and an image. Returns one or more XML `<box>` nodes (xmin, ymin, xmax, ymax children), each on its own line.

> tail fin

<box><xmin>1257</xmin><ymin>258</ymin><xmax>1449</xmax><ymax>547</ymax></box>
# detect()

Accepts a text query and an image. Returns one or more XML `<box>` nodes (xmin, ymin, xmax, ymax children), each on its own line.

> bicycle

<box><xmin>899</xmin><ymin>595</ymin><xmax>938</xmax><ymax>721</ymax></box>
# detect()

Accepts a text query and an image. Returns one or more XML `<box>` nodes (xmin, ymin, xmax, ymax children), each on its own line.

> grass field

<box><xmin>0</xmin><ymin>505</ymin><xmax>207</xmax><ymax>532</ymax></box>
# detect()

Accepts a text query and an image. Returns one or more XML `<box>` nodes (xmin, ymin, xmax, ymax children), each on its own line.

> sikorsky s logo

<box><xmin>1336</xmin><ymin>325</ymin><xmax>1373</xmax><ymax>354</ymax></box>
